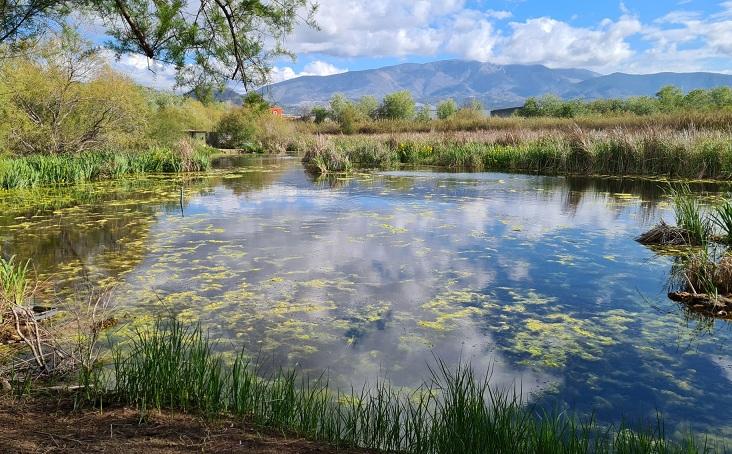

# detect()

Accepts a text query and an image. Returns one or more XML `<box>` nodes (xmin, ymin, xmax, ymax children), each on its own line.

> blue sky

<box><xmin>98</xmin><ymin>0</ymin><xmax>732</xmax><ymax>89</ymax></box>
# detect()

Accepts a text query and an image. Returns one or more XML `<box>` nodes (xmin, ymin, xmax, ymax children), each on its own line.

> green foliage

<box><xmin>337</xmin><ymin>104</ymin><xmax>361</xmax><ymax>134</ymax></box>
<box><xmin>355</xmin><ymin>96</ymin><xmax>379</xmax><ymax>119</ymax></box>
<box><xmin>311</xmin><ymin>106</ymin><xmax>330</xmax><ymax>124</ymax></box>
<box><xmin>712</xmin><ymin>197</ymin><xmax>732</xmax><ymax>244</ymax></box>
<box><xmin>0</xmin><ymin>254</ymin><xmax>31</xmax><ymax>322</ymax></box>
<box><xmin>145</xmin><ymin>96</ymin><xmax>227</xmax><ymax>146</ymax></box>
<box><xmin>668</xmin><ymin>184</ymin><xmax>712</xmax><ymax>245</ymax></box>
<box><xmin>101</xmin><ymin>318</ymin><xmax>716</xmax><ymax>453</ymax></box>
<box><xmin>415</xmin><ymin>105</ymin><xmax>432</xmax><ymax>122</ymax></box>
<box><xmin>436</xmin><ymin>99</ymin><xmax>458</xmax><ymax>119</ymax></box>
<box><xmin>0</xmin><ymin>29</ymin><xmax>148</xmax><ymax>154</ymax></box>
<box><xmin>379</xmin><ymin>91</ymin><xmax>415</xmax><ymax>120</ymax></box>
<box><xmin>0</xmin><ymin>143</ymin><xmax>211</xmax><ymax>189</ymax></box>
<box><xmin>0</xmin><ymin>0</ymin><xmax>64</xmax><ymax>46</ymax></box>
<box><xmin>242</xmin><ymin>92</ymin><xmax>270</xmax><ymax>112</ymax></box>
<box><xmin>84</xmin><ymin>0</ymin><xmax>315</xmax><ymax>90</ymax></box>
<box><xmin>657</xmin><ymin>86</ymin><xmax>685</xmax><ymax>111</ymax></box>
<box><xmin>214</xmin><ymin>107</ymin><xmax>261</xmax><ymax>149</ymax></box>
<box><xmin>518</xmin><ymin>86</ymin><xmax>732</xmax><ymax>118</ymax></box>
<box><xmin>329</xmin><ymin>93</ymin><xmax>350</xmax><ymax>121</ymax></box>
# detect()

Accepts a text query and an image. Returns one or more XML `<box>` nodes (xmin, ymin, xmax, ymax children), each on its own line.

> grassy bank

<box><xmin>303</xmin><ymin>128</ymin><xmax>732</xmax><ymax>179</ymax></box>
<box><xmin>0</xmin><ymin>142</ymin><xmax>212</xmax><ymax>190</ymax></box>
<box><xmin>73</xmin><ymin>319</ymin><xmax>716</xmax><ymax>453</ymax></box>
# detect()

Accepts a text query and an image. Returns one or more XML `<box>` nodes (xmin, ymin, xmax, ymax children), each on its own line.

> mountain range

<box><xmin>240</xmin><ymin>60</ymin><xmax>732</xmax><ymax>112</ymax></box>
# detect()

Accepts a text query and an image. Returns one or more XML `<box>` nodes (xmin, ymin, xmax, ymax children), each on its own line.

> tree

<box><xmin>337</xmin><ymin>104</ymin><xmax>360</xmax><ymax>134</ymax></box>
<box><xmin>683</xmin><ymin>89</ymin><xmax>712</xmax><ymax>110</ymax></box>
<box><xmin>0</xmin><ymin>0</ymin><xmax>64</xmax><ymax>46</ymax></box>
<box><xmin>355</xmin><ymin>95</ymin><xmax>378</xmax><ymax>119</ymax></box>
<box><xmin>518</xmin><ymin>97</ymin><xmax>541</xmax><ymax>117</ymax></box>
<box><xmin>242</xmin><ymin>91</ymin><xmax>269</xmax><ymax>112</ymax></box>
<box><xmin>709</xmin><ymin>87</ymin><xmax>732</xmax><ymax>108</ymax></box>
<box><xmin>329</xmin><ymin>93</ymin><xmax>350</xmax><ymax>121</ymax></box>
<box><xmin>656</xmin><ymin>85</ymin><xmax>684</xmax><ymax>111</ymax></box>
<box><xmin>415</xmin><ymin>105</ymin><xmax>431</xmax><ymax>122</ymax></box>
<box><xmin>1</xmin><ymin>29</ymin><xmax>147</xmax><ymax>154</ymax></box>
<box><xmin>436</xmin><ymin>99</ymin><xmax>457</xmax><ymax>119</ymax></box>
<box><xmin>215</xmin><ymin>106</ymin><xmax>259</xmax><ymax>149</ymax></box>
<box><xmin>379</xmin><ymin>91</ymin><xmax>415</xmax><ymax>120</ymax></box>
<box><xmin>463</xmin><ymin>98</ymin><xmax>484</xmax><ymax>112</ymax></box>
<box><xmin>310</xmin><ymin>106</ymin><xmax>329</xmax><ymax>124</ymax></box>
<box><xmin>1</xmin><ymin>0</ymin><xmax>317</xmax><ymax>90</ymax></box>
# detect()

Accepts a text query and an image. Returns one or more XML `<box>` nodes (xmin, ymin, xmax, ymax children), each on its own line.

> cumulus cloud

<box><xmin>287</xmin><ymin>0</ymin><xmax>507</xmax><ymax>58</ymax></box>
<box><xmin>105</xmin><ymin>52</ymin><xmax>179</xmax><ymax>91</ymax></box>
<box><xmin>494</xmin><ymin>15</ymin><xmax>642</xmax><ymax>69</ymax></box>
<box><xmin>269</xmin><ymin>60</ymin><xmax>347</xmax><ymax>83</ymax></box>
<box><xmin>97</xmin><ymin>1</ymin><xmax>732</xmax><ymax>88</ymax></box>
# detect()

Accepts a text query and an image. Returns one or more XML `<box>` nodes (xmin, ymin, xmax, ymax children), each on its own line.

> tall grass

<box><xmin>0</xmin><ymin>255</ymin><xmax>31</xmax><ymax>323</ymax></box>
<box><xmin>668</xmin><ymin>185</ymin><xmax>713</xmax><ymax>245</ymax></box>
<box><xmin>99</xmin><ymin>319</ymin><xmax>714</xmax><ymax>453</ymax></box>
<box><xmin>299</xmin><ymin>111</ymin><xmax>732</xmax><ymax>136</ymax></box>
<box><xmin>711</xmin><ymin>197</ymin><xmax>732</xmax><ymax>244</ymax></box>
<box><xmin>0</xmin><ymin>143</ymin><xmax>212</xmax><ymax>190</ymax></box>
<box><xmin>302</xmin><ymin>128</ymin><xmax>732</xmax><ymax>180</ymax></box>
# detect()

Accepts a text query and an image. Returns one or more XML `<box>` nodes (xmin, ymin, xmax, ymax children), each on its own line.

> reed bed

<box><xmin>303</xmin><ymin>127</ymin><xmax>732</xmax><ymax>179</ymax></box>
<box><xmin>299</xmin><ymin>111</ymin><xmax>732</xmax><ymax>136</ymax></box>
<box><xmin>95</xmin><ymin>319</ymin><xmax>715</xmax><ymax>453</ymax></box>
<box><xmin>0</xmin><ymin>143</ymin><xmax>212</xmax><ymax>190</ymax></box>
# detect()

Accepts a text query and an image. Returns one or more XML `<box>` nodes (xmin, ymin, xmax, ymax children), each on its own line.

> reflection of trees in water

<box><xmin>535</xmin><ymin>176</ymin><xmax>732</xmax><ymax>224</ymax></box>
<box><xmin>0</xmin><ymin>178</ymin><xmax>218</xmax><ymax>297</ymax></box>
<box><xmin>0</xmin><ymin>164</ymin><xmax>292</xmax><ymax>292</ymax></box>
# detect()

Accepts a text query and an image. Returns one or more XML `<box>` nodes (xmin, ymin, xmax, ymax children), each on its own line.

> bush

<box><xmin>1</xmin><ymin>31</ymin><xmax>148</xmax><ymax>154</ymax></box>
<box><xmin>214</xmin><ymin>107</ymin><xmax>261</xmax><ymax>149</ymax></box>
<box><xmin>436</xmin><ymin>99</ymin><xmax>458</xmax><ymax>119</ymax></box>
<box><xmin>379</xmin><ymin>91</ymin><xmax>415</xmax><ymax>120</ymax></box>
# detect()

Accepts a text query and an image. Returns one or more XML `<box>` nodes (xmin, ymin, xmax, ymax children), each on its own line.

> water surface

<box><xmin>2</xmin><ymin>156</ymin><xmax>732</xmax><ymax>439</ymax></box>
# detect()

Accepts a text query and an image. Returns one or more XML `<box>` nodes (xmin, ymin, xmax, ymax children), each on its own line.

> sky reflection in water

<box><xmin>2</xmin><ymin>157</ymin><xmax>732</xmax><ymax>436</ymax></box>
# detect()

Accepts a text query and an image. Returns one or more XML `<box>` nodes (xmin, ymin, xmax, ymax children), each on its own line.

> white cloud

<box><xmin>105</xmin><ymin>52</ymin><xmax>179</xmax><ymax>91</ymax></box>
<box><xmin>286</xmin><ymin>0</ymin><xmax>643</xmax><ymax>70</ymax></box>
<box><xmin>97</xmin><ymin>1</ymin><xmax>732</xmax><ymax>88</ymax></box>
<box><xmin>288</xmin><ymin>0</ymin><xmax>470</xmax><ymax>57</ymax></box>
<box><xmin>443</xmin><ymin>10</ymin><xmax>501</xmax><ymax>61</ymax></box>
<box><xmin>494</xmin><ymin>15</ymin><xmax>642</xmax><ymax>69</ymax></box>
<box><xmin>269</xmin><ymin>60</ymin><xmax>347</xmax><ymax>83</ymax></box>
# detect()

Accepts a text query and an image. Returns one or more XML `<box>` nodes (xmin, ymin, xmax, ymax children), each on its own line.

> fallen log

<box><xmin>668</xmin><ymin>291</ymin><xmax>732</xmax><ymax>317</ymax></box>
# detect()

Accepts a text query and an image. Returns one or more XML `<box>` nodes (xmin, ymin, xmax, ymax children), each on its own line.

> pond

<box><xmin>2</xmin><ymin>156</ymin><xmax>732</xmax><ymax>439</ymax></box>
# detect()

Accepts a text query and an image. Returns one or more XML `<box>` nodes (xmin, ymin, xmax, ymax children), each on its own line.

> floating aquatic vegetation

<box><xmin>418</xmin><ymin>290</ymin><xmax>496</xmax><ymax>332</ymax></box>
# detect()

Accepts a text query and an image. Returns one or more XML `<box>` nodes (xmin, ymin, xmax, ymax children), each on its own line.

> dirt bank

<box><xmin>0</xmin><ymin>394</ymin><xmax>367</xmax><ymax>453</ymax></box>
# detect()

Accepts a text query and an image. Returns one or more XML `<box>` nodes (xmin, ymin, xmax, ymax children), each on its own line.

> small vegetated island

<box><xmin>2</xmin><ymin>1</ymin><xmax>732</xmax><ymax>453</ymax></box>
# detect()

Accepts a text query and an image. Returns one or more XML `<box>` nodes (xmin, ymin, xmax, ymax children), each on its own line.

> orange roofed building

<box><xmin>270</xmin><ymin>106</ymin><xmax>285</xmax><ymax>116</ymax></box>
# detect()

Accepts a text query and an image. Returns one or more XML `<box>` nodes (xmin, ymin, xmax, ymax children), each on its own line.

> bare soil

<box><xmin>0</xmin><ymin>394</ymin><xmax>367</xmax><ymax>453</ymax></box>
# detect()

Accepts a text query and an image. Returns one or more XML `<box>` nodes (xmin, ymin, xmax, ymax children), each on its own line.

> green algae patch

<box><xmin>514</xmin><ymin>312</ymin><xmax>616</xmax><ymax>368</ymax></box>
<box><xmin>493</xmin><ymin>289</ymin><xmax>635</xmax><ymax>369</ymax></box>
<box><xmin>418</xmin><ymin>289</ymin><xmax>496</xmax><ymax>331</ymax></box>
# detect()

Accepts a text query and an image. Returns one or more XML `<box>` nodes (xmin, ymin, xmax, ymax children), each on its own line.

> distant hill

<box><xmin>248</xmin><ymin>59</ymin><xmax>732</xmax><ymax>111</ymax></box>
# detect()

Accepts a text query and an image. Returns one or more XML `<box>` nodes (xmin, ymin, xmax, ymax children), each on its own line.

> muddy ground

<box><xmin>0</xmin><ymin>394</ymin><xmax>368</xmax><ymax>453</ymax></box>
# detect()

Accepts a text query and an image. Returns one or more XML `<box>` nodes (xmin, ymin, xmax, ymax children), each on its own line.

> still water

<box><xmin>2</xmin><ymin>156</ymin><xmax>732</xmax><ymax>437</ymax></box>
